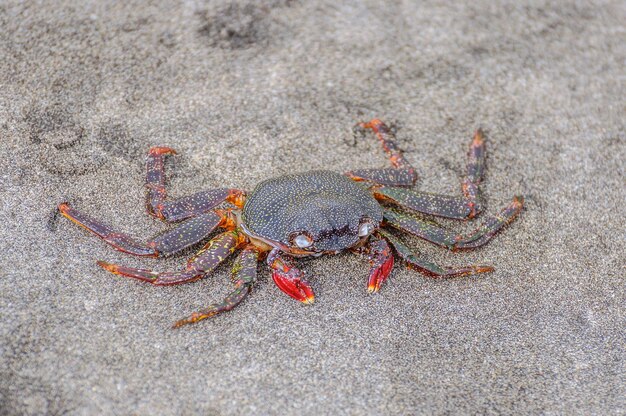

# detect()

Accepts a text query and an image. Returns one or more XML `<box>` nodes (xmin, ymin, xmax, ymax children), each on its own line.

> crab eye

<box><xmin>358</xmin><ymin>222</ymin><xmax>375</xmax><ymax>237</ymax></box>
<box><xmin>294</xmin><ymin>234</ymin><xmax>313</xmax><ymax>248</ymax></box>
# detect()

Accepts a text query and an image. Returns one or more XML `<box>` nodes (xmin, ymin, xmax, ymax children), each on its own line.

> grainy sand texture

<box><xmin>1</xmin><ymin>1</ymin><xmax>624</xmax><ymax>415</ymax></box>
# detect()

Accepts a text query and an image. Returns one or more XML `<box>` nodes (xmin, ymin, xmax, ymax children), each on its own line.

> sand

<box><xmin>1</xmin><ymin>1</ymin><xmax>624</xmax><ymax>414</ymax></box>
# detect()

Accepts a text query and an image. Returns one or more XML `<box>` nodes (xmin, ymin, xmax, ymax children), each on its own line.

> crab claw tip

<box><xmin>301</xmin><ymin>294</ymin><xmax>315</xmax><ymax>305</ymax></box>
<box><xmin>271</xmin><ymin>269</ymin><xmax>316</xmax><ymax>304</ymax></box>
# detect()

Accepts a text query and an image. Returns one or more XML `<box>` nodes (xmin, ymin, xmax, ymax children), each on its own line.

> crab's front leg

<box><xmin>353</xmin><ymin>233</ymin><xmax>395</xmax><ymax>293</ymax></box>
<box><xmin>267</xmin><ymin>248</ymin><xmax>315</xmax><ymax>304</ymax></box>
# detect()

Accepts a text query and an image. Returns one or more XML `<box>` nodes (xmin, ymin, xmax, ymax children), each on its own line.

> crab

<box><xmin>58</xmin><ymin>119</ymin><xmax>523</xmax><ymax>328</ymax></box>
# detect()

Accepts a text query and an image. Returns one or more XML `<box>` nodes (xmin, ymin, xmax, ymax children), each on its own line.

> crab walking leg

<box><xmin>383</xmin><ymin>208</ymin><xmax>458</xmax><ymax>249</ymax></box>
<box><xmin>59</xmin><ymin>202</ymin><xmax>156</xmax><ymax>257</ymax></box>
<box><xmin>372</xmin><ymin>130</ymin><xmax>489</xmax><ymax>219</ymax></box>
<box><xmin>373</xmin><ymin>188</ymin><xmax>475</xmax><ymax>220</ymax></box>
<box><xmin>151</xmin><ymin>209</ymin><xmax>237</xmax><ymax>256</ymax></box>
<box><xmin>383</xmin><ymin>196</ymin><xmax>523</xmax><ymax>250</ymax></box>
<box><xmin>353</xmin><ymin>234</ymin><xmax>395</xmax><ymax>293</ymax></box>
<box><xmin>58</xmin><ymin>203</ymin><xmax>235</xmax><ymax>257</ymax></box>
<box><xmin>267</xmin><ymin>248</ymin><xmax>315</xmax><ymax>304</ymax></box>
<box><xmin>97</xmin><ymin>230</ymin><xmax>246</xmax><ymax>285</ymax></box>
<box><xmin>462</xmin><ymin>129</ymin><xmax>486</xmax><ymax>217</ymax></box>
<box><xmin>157</xmin><ymin>189</ymin><xmax>246</xmax><ymax>222</ymax></box>
<box><xmin>454</xmin><ymin>196</ymin><xmax>524</xmax><ymax>249</ymax></box>
<box><xmin>360</xmin><ymin>119</ymin><xmax>415</xmax><ymax>170</ymax></box>
<box><xmin>172</xmin><ymin>245</ymin><xmax>260</xmax><ymax>328</ymax></box>
<box><xmin>345</xmin><ymin>119</ymin><xmax>417</xmax><ymax>186</ymax></box>
<box><xmin>376</xmin><ymin>229</ymin><xmax>493</xmax><ymax>278</ymax></box>
<box><xmin>346</xmin><ymin>168</ymin><xmax>417</xmax><ymax>187</ymax></box>
<box><xmin>145</xmin><ymin>146</ymin><xmax>245</xmax><ymax>222</ymax></box>
<box><xmin>146</xmin><ymin>146</ymin><xmax>176</xmax><ymax>219</ymax></box>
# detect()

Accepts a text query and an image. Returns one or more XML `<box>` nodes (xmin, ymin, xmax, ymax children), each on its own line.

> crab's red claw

<box><xmin>271</xmin><ymin>269</ymin><xmax>315</xmax><ymax>304</ymax></box>
<box><xmin>267</xmin><ymin>249</ymin><xmax>315</xmax><ymax>304</ymax></box>
<box><xmin>367</xmin><ymin>243</ymin><xmax>395</xmax><ymax>293</ymax></box>
<box><xmin>354</xmin><ymin>236</ymin><xmax>395</xmax><ymax>293</ymax></box>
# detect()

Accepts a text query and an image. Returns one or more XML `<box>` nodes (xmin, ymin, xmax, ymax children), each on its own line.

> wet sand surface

<box><xmin>1</xmin><ymin>1</ymin><xmax>624</xmax><ymax>414</ymax></box>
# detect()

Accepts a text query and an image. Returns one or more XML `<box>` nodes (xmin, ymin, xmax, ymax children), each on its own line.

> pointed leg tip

<box><xmin>149</xmin><ymin>146</ymin><xmax>177</xmax><ymax>156</ymax></box>
<box><xmin>96</xmin><ymin>260</ymin><xmax>119</xmax><ymax>274</ymax></box>
<box><xmin>513</xmin><ymin>195</ymin><xmax>525</xmax><ymax>206</ymax></box>
<box><xmin>473</xmin><ymin>128</ymin><xmax>485</xmax><ymax>143</ymax></box>
<box><xmin>171</xmin><ymin>320</ymin><xmax>188</xmax><ymax>329</ymax></box>
<box><xmin>476</xmin><ymin>266</ymin><xmax>495</xmax><ymax>274</ymax></box>
<box><xmin>358</xmin><ymin>118</ymin><xmax>383</xmax><ymax>130</ymax></box>
<box><xmin>57</xmin><ymin>203</ymin><xmax>75</xmax><ymax>220</ymax></box>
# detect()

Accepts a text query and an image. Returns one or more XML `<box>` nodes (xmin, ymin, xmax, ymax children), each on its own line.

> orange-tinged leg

<box><xmin>358</xmin><ymin>119</ymin><xmax>415</xmax><ymax>170</ymax></box>
<box><xmin>371</xmin><ymin>129</ymin><xmax>489</xmax><ymax>219</ymax></box>
<box><xmin>374</xmin><ymin>188</ymin><xmax>477</xmax><ymax>220</ymax></box>
<box><xmin>463</xmin><ymin>129</ymin><xmax>486</xmax><ymax>218</ymax></box>
<box><xmin>58</xmin><ymin>203</ymin><xmax>235</xmax><ymax>257</ymax></box>
<box><xmin>146</xmin><ymin>146</ymin><xmax>177</xmax><ymax>219</ymax></box>
<box><xmin>59</xmin><ymin>203</ymin><xmax>156</xmax><ymax>257</ymax></box>
<box><xmin>172</xmin><ymin>245</ymin><xmax>260</xmax><ymax>328</ymax></box>
<box><xmin>346</xmin><ymin>168</ymin><xmax>417</xmax><ymax>187</ymax></box>
<box><xmin>346</xmin><ymin>119</ymin><xmax>417</xmax><ymax>186</ymax></box>
<box><xmin>377</xmin><ymin>229</ymin><xmax>493</xmax><ymax>278</ymax></box>
<box><xmin>145</xmin><ymin>146</ymin><xmax>245</xmax><ymax>222</ymax></box>
<box><xmin>267</xmin><ymin>248</ymin><xmax>315</xmax><ymax>304</ymax></box>
<box><xmin>98</xmin><ymin>229</ymin><xmax>246</xmax><ymax>285</ymax></box>
<box><xmin>383</xmin><ymin>196</ymin><xmax>523</xmax><ymax>250</ymax></box>
<box><xmin>454</xmin><ymin>196</ymin><xmax>524</xmax><ymax>249</ymax></box>
<box><xmin>156</xmin><ymin>189</ymin><xmax>246</xmax><ymax>222</ymax></box>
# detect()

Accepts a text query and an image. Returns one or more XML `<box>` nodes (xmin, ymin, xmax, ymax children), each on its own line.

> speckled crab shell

<box><xmin>241</xmin><ymin>170</ymin><xmax>383</xmax><ymax>254</ymax></box>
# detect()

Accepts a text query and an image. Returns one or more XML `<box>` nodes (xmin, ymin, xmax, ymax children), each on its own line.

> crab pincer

<box><xmin>354</xmin><ymin>235</ymin><xmax>395</xmax><ymax>293</ymax></box>
<box><xmin>267</xmin><ymin>249</ymin><xmax>315</xmax><ymax>304</ymax></box>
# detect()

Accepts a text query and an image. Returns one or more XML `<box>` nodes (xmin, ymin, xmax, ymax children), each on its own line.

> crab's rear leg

<box><xmin>59</xmin><ymin>203</ymin><xmax>236</xmax><ymax>257</ymax></box>
<box><xmin>267</xmin><ymin>248</ymin><xmax>315</xmax><ymax>304</ymax></box>
<box><xmin>352</xmin><ymin>233</ymin><xmax>395</xmax><ymax>293</ymax></box>
<box><xmin>172</xmin><ymin>245</ymin><xmax>260</xmax><ymax>328</ymax></box>
<box><xmin>383</xmin><ymin>197</ymin><xmax>523</xmax><ymax>250</ymax></box>
<box><xmin>145</xmin><ymin>146</ymin><xmax>245</xmax><ymax>222</ymax></box>
<box><xmin>97</xmin><ymin>229</ymin><xmax>246</xmax><ymax>285</ymax></box>
<box><xmin>345</xmin><ymin>119</ymin><xmax>417</xmax><ymax>187</ymax></box>
<box><xmin>377</xmin><ymin>229</ymin><xmax>493</xmax><ymax>277</ymax></box>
